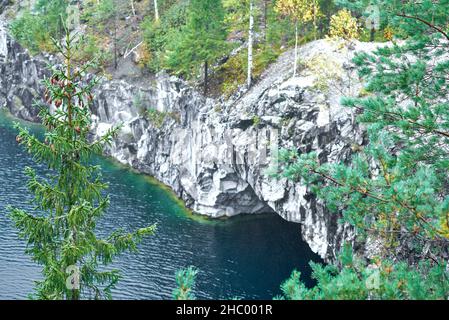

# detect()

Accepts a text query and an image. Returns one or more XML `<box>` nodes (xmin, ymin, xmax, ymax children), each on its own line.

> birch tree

<box><xmin>154</xmin><ymin>0</ymin><xmax>159</xmax><ymax>21</ymax></box>
<box><xmin>9</xmin><ymin>31</ymin><xmax>155</xmax><ymax>300</ymax></box>
<box><xmin>131</xmin><ymin>0</ymin><xmax>136</xmax><ymax>16</ymax></box>
<box><xmin>247</xmin><ymin>0</ymin><xmax>254</xmax><ymax>88</ymax></box>
<box><xmin>275</xmin><ymin>0</ymin><xmax>318</xmax><ymax>77</ymax></box>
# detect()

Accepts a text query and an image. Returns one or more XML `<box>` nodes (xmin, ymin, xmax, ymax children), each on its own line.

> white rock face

<box><xmin>0</xmin><ymin>21</ymin><xmax>381</xmax><ymax>262</ymax></box>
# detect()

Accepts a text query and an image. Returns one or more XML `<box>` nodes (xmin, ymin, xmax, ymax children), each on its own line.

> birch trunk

<box><xmin>294</xmin><ymin>20</ymin><xmax>298</xmax><ymax>78</ymax></box>
<box><xmin>131</xmin><ymin>0</ymin><xmax>136</xmax><ymax>16</ymax></box>
<box><xmin>154</xmin><ymin>0</ymin><xmax>159</xmax><ymax>21</ymax></box>
<box><xmin>263</xmin><ymin>0</ymin><xmax>268</xmax><ymax>43</ymax></box>
<box><xmin>247</xmin><ymin>0</ymin><xmax>254</xmax><ymax>88</ymax></box>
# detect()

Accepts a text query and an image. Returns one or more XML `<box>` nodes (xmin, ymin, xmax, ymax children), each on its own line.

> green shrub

<box><xmin>253</xmin><ymin>116</ymin><xmax>261</xmax><ymax>126</ymax></box>
<box><xmin>10</xmin><ymin>0</ymin><xmax>68</xmax><ymax>54</ymax></box>
<box><xmin>146</xmin><ymin>108</ymin><xmax>167</xmax><ymax>128</ymax></box>
<box><xmin>219</xmin><ymin>45</ymin><xmax>281</xmax><ymax>97</ymax></box>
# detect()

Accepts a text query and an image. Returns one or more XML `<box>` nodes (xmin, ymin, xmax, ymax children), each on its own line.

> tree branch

<box><xmin>396</xmin><ymin>13</ymin><xmax>449</xmax><ymax>41</ymax></box>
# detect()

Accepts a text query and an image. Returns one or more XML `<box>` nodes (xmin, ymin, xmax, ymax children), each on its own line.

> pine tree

<box><xmin>141</xmin><ymin>0</ymin><xmax>189</xmax><ymax>73</ymax></box>
<box><xmin>334</xmin><ymin>0</ymin><xmax>370</xmax><ymax>15</ymax></box>
<box><xmin>8</xmin><ymin>31</ymin><xmax>155</xmax><ymax>300</ymax></box>
<box><xmin>273</xmin><ymin>0</ymin><xmax>449</xmax><ymax>299</ymax></box>
<box><xmin>166</xmin><ymin>0</ymin><xmax>228</xmax><ymax>95</ymax></box>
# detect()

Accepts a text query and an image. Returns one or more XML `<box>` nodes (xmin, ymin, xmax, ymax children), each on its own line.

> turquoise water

<box><xmin>0</xmin><ymin>110</ymin><xmax>321</xmax><ymax>300</ymax></box>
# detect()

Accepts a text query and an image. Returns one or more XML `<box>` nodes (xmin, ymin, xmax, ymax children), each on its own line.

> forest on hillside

<box><xmin>8</xmin><ymin>0</ymin><xmax>390</xmax><ymax>96</ymax></box>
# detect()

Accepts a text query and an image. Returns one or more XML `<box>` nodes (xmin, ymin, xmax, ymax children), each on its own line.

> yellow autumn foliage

<box><xmin>274</xmin><ymin>0</ymin><xmax>315</xmax><ymax>23</ymax></box>
<box><xmin>328</xmin><ymin>9</ymin><xmax>360</xmax><ymax>40</ymax></box>
<box><xmin>383</xmin><ymin>25</ymin><xmax>394</xmax><ymax>41</ymax></box>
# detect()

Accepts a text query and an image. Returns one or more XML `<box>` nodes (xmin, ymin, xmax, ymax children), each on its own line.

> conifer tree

<box><xmin>8</xmin><ymin>31</ymin><xmax>155</xmax><ymax>300</ymax></box>
<box><xmin>153</xmin><ymin>0</ymin><xmax>160</xmax><ymax>21</ymax></box>
<box><xmin>223</xmin><ymin>0</ymin><xmax>252</xmax><ymax>31</ymax></box>
<box><xmin>247</xmin><ymin>0</ymin><xmax>254</xmax><ymax>88</ymax></box>
<box><xmin>166</xmin><ymin>0</ymin><xmax>227</xmax><ymax>95</ymax></box>
<box><xmin>273</xmin><ymin>0</ymin><xmax>449</xmax><ymax>299</ymax></box>
<box><xmin>328</xmin><ymin>9</ymin><xmax>359</xmax><ymax>40</ymax></box>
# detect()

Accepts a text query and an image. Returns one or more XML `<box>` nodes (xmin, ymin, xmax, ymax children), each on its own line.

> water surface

<box><xmin>0</xmin><ymin>110</ymin><xmax>321</xmax><ymax>299</ymax></box>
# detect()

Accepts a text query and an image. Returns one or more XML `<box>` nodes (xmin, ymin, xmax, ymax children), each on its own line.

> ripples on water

<box><xmin>0</xmin><ymin>110</ymin><xmax>322</xmax><ymax>300</ymax></box>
